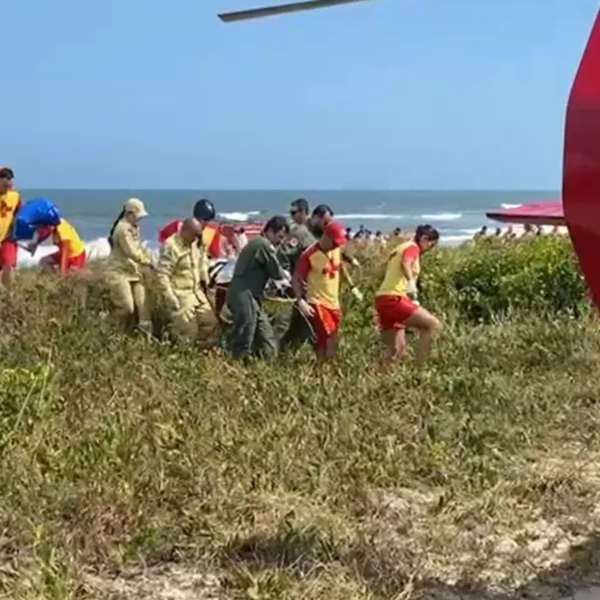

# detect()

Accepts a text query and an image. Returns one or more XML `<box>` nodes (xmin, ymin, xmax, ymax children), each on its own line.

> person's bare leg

<box><xmin>39</xmin><ymin>256</ymin><xmax>54</xmax><ymax>273</ymax></box>
<box><xmin>325</xmin><ymin>334</ymin><xmax>338</xmax><ymax>360</ymax></box>
<box><xmin>1</xmin><ymin>267</ymin><xmax>15</xmax><ymax>287</ymax></box>
<box><xmin>404</xmin><ymin>308</ymin><xmax>442</xmax><ymax>364</ymax></box>
<box><xmin>394</xmin><ymin>329</ymin><xmax>407</xmax><ymax>359</ymax></box>
<box><xmin>379</xmin><ymin>329</ymin><xmax>406</xmax><ymax>363</ymax></box>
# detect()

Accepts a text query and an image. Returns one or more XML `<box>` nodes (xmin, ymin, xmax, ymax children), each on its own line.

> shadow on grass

<box><xmin>223</xmin><ymin>528</ymin><xmax>600</xmax><ymax>599</ymax></box>
<box><xmin>414</xmin><ymin>533</ymin><xmax>600</xmax><ymax>599</ymax></box>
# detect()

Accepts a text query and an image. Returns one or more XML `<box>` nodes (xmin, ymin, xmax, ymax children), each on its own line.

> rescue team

<box><xmin>0</xmin><ymin>165</ymin><xmax>441</xmax><ymax>363</ymax></box>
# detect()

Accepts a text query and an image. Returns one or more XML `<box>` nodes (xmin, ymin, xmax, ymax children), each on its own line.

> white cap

<box><xmin>124</xmin><ymin>197</ymin><xmax>148</xmax><ymax>219</ymax></box>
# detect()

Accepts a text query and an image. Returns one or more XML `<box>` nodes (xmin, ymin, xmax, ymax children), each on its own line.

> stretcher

<box><xmin>207</xmin><ymin>258</ymin><xmax>315</xmax><ymax>341</ymax></box>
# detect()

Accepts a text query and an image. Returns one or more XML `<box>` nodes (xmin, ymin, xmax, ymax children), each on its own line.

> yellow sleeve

<box><xmin>155</xmin><ymin>245</ymin><xmax>179</xmax><ymax>309</ymax></box>
<box><xmin>114</xmin><ymin>224</ymin><xmax>151</xmax><ymax>265</ymax></box>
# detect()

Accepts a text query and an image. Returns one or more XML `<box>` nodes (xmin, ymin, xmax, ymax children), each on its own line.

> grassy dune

<box><xmin>1</xmin><ymin>236</ymin><xmax>600</xmax><ymax>599</ymax></box>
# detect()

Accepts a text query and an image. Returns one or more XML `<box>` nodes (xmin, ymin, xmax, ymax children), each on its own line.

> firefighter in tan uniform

<box><xmin>106</xmin><ymin>198</ymin><xmax>153</xmax><ymax>335</ymax></box>
<box><xmin>155</xmin><ymin>218</ymin><xmax>220</xmax><ymax>348</ymax></box>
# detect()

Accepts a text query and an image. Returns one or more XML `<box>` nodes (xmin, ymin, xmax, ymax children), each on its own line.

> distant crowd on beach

<box><xmin>471</xmin><ymin>223</ymin><xmax>567</xmax><ymax>242</ymax></box>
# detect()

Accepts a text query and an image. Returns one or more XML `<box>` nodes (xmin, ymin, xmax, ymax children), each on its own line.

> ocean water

<box><xmin>16</xmin><ymin>189</ymin><xmax>559</xmax><ymax>266</ymax></box>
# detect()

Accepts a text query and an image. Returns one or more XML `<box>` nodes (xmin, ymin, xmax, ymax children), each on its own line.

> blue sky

<box><xmin>5</xmin><ymin>0</ymin><xmax>599</xmax><ymax>189</ymax></box>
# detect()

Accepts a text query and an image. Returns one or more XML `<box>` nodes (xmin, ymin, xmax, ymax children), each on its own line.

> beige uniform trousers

<box><xmin>108</xmin><ymin>278</ymin><xmax>152</xmax><ymax>330</ymax></box>
<box><xmin>170</xmin><ymin>301</ymin><xmax>220</xmax><ymax>349</ymax></box>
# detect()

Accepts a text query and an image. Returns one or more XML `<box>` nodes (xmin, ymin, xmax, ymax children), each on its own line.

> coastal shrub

<box><xmin>420</xmin><ymin>235</ymin><xmax>588</xmax><ymax>322</ymax></box>
<box><xmin>0</xmin><ymin>241</ymin><xmax>598</xmax><ymax>599</ymax></box>
<box><xmin>342</xmin><ymin>235</ymin><xmax>588</xmax><ymax>332</ymax></box>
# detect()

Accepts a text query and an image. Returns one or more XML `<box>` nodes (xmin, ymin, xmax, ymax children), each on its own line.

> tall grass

<box><xmin>0</xmin><ymin>235</ymin><xmax>598</xmax><ymax>599</ymax></box>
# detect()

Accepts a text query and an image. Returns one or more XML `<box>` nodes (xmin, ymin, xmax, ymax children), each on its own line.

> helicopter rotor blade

<box><xmin>218</xmin><ymin>0</ymin><xmax>383</xmax><ymax>23</ymax></box>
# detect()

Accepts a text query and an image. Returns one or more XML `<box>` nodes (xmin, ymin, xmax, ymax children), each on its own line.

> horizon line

<box><xmin>17</xmin><ymin>187</ymin><xmax>561</xmax><ymax>193</ymax></box>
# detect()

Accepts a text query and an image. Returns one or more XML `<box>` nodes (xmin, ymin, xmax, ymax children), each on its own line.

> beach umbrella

<box><xmin>563</xmin><ymin>8</ymin><xmax>600</xmax><ymax>311</ymax></box>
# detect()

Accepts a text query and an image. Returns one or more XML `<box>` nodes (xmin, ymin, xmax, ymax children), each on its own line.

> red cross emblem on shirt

<box><xmin>322</xmin><ymin>261</ymin><xmax>340</xmax><ymax>279</ymax></box>
<box><xmin>0</xmin><ymin>201</ymin><xmax>10</xmax><ymax>219</ymax></box>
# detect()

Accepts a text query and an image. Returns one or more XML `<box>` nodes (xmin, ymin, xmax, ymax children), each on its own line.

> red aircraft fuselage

<box><xmin>563</xmin><ymin>7</ymin><xmax>600</xmax><ymax>310</ymax></box>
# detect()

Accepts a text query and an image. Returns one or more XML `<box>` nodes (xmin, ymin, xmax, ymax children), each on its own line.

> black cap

<box><xmin>0</xmin><ymin>167</ymin><xmax>14</xmax><ymax>180</ymax></box>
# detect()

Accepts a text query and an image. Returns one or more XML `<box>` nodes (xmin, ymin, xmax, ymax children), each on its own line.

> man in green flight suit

<box><xmin>278</xmin><ymin>198</ymin><xmax>317</xmax><ymax>351</ymax></box>
<box><xmin>227</xmin><ymin>216</ymin><xmax>290</xmax><ymax>360</ymax></box>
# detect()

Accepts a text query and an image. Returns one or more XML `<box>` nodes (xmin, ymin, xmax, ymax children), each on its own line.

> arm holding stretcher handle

<box><xmin>340</xmin><ymin>262</ymin><xmax>363</xmax><ymax>301</ymax></box>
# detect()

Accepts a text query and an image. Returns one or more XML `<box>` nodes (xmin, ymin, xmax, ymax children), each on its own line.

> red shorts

<box><xmin>0</xmin><ymin>240</ymin><xmax>17</xmax><ymax>270</ymax></box>
<box><xmin>375</xmin><ymin>294</ymin><xmax>419</xmax><ymax>330</ymax></box>
<box><xmin>48</xmin><ymin>251</ymin><xmax>87</xmax><ymax>271</ymax></box>
<box><xmin>309</xmin><ymin>303</ymin><xmax>341</xmax><ymax>348</ymax></box>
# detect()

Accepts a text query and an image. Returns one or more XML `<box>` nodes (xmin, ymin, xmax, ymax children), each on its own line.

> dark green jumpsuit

<box><xmin>227</xmin><ymin>235</ymin><xmax>287</xmax><ymax>359</ymax></box>
<box><xmin>278</xmin><ymin>223</ymin><xmax>317</xmax><ymax>352</ymax></box>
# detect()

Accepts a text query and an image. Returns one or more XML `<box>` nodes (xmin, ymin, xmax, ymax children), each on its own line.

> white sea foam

<box><xmin>421</xmin><ymin>212</ymin><xmax>463</xmax><ymax>221</ymax></box>
<box><xmin>335</xmin><ymin>213</ymin><xmax>405</xmax><ymax>220</ymax></box>
<box><xmin>218</xmin><ymin>211</ymin><xmax>261</xmax><ymax>222</ymax></box>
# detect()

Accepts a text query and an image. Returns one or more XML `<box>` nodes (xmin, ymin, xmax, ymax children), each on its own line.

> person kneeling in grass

<box><xmin>31</xmin><ymin>219</ymin><xmax>87</xmax><ymax>274</ymax></box>
<box><xmin>293</xmin><ymin>221</ymin><xmax>349</xmax><ymax>363</ymax></box>
<box><xmin>375</xmin><ymin>224</ymin><xmax>441</xmax><ymax>364</ymax></box>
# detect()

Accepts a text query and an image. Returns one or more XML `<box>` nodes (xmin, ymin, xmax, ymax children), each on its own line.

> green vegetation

<box><xmin>1</xmin><ymin>235</ymin><xmax>599</xmax><ymax>599</ymax></box>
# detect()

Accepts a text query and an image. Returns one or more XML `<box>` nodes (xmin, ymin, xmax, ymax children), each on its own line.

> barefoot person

<box><xmin>32</xmin><ymin>219</ymin><xmax>86</xmax><ymax>274</ymax></box>
<box><xmin>293</xmin><ymin>221</ymin><xmax>349</xmax><ymax>363</ymax></box>
<box><xmin>106</xmin><ymin>198</ymin><xmax>154</xmax><ymax>335</ymax></box>
<box><xmin>155</xmin><ymin>218</ymin><xmax>220</xmax><ymax>348</ymax></box>
<box><xmin>0</xmin><ymin>167</ymin><xmax>22</xmax><ymax>286</ymax></box>
<box><xmin>375</xmin><ymin>224</ymin><xmax>441</xmax><ymax>364</ymax></box>
<box><xmin>226</xmin><ymin>216</ymin><xmax>290</xmax><ymax>360</ymax></box>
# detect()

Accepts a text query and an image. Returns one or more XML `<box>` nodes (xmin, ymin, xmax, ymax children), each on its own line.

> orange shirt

<box><xmin>376</xmin><ymin>241</ymin><xmax>421</xmax><ymax>298</ymax></box>
<box><xmin>0</xmin><ymin>190</ymin><xmax>21</xmax><ymax>242</ymax></box>
<box><xmin>295</xmin><ymin>243</ymin><xmax>343</xmax><ymax>310</ymax></box>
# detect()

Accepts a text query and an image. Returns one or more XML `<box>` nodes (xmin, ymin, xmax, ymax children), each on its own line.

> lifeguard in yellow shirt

<box><xmin>293</xmin><ymin>221</ymin><xmax>349</xmax><ymax>362</ymax></box>
<box><xmin>0</xmin><ymin>167</ymin><xmax>22</xmax><ymax>286</ymax></box>
<box><xmin>375</xmin><ymin>224</ymin><xmax>441</xmax><ymax>364</ymax></box>
<box><xmin>33</xmin><ymin>219</ymin><xmax>86</xmax><ymax>273</ymax></box>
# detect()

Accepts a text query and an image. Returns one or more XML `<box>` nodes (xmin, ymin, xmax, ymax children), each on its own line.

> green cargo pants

<box><xmin>279</xmin><ymin>307</ymin><xmax>314</xmax><ymax>352</ymax></box>
<box><xmin>227</xmin><ymin>290</ymin><xmax>277</xmax><ymax>360</ymax></box>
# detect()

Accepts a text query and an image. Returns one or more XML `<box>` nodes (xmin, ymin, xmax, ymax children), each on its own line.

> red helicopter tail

<box><xmin>563</xmin><ymin>8</ymin><xmax>600</xmax><ymax>310</ymax></box>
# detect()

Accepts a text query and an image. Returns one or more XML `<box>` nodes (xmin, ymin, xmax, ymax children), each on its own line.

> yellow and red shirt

<box><xmin>38</xmin><ymin>219</ymin><xmax>85</xmax><ymax>273</ymax></box>
<box><xmin>0</xmin><ymin>190</ymin><xmax>21</xmax><ymax>242</ymax></box>
<box><xmin>376</xmin><ymin>241</ymin><xmax>421</xmax><ymax>298</ymax></box>
<box><xmin>295</xmin><ymin>243</ymin><xmax>343</xmax><ymax>310</ymax></box>
<box><xmin>158</xmin><ymin>220</ymin><xmax>222</xmax><ymax>258</ymax></box>
<box><xmin>201</xmin><ymin>224</ymin><xmax>223</xmax><ymax>258</ymax></box>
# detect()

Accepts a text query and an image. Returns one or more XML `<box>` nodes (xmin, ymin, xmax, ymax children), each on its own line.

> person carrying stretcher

<box><xmin>155</xmin><ymin>218</ymin><xmax>220</xmax><ymax>348</ymax></box>
<box><xmin>293</xmin><ymin>221</ymin><xmax>350</xmax><ymax>362</ymax></box>
<box><xmin>226</xmin><ymin>216</ymin><xmax>290</xmax><ymax>360</ymax></box>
